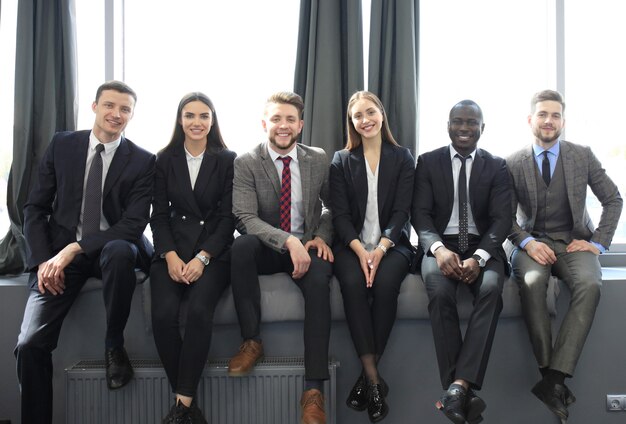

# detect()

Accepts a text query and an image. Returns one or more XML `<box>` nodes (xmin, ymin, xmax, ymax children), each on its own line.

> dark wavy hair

<box><xmin>161</xmin><ymin>92</ymin><xmax>227</xmax><ymax>154</ymax></box>
<box><xmin>345</xmin><ymin>91</ymin><xmax>398</xmax><ymax>150</ymax></box>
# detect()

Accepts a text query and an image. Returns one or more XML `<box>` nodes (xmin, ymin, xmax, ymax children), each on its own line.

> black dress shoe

<box><xmin>466</xmin><ymin>389</ymin><xmax>486</xmax><ymax>424</ymax></box>
<box><xmin>105</xmin><ymin>346</ymin><xmax>134</xmax><ymax>390</ymax></box>
<box><xmin>347</xmin><ymin>373</ymin><xmax>369</xmax><ymax>411</ymax></box>
<box><xmin>437</xmin><ymin>384</ymin><xmax>467</xmax><ymax>424</ymax></box>
<box><xmin>564</xmin><ymin>384</ymin><xmax>576</xmax><ymax>406</ymax></box>
<box><xmin>347</xmin><ymin>373</ymin><xmax>389</xmax><ymax>412</ymax></box>
<box><xmin>531</xmin><ymin>379</ymin><xmax>568</xmax><ymax>420</ymax></box>
<box><xmin>367</xmin><ymin>383</ymin><xmax>389</xmax><ymax>423</ymax></box>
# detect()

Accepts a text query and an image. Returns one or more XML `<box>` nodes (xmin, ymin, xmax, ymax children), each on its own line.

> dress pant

<box><xmin>511</xmin><ymin>237</ymin><xmax>601</xmax><ymax>376</ymax></box>
<box><xmin>151</xmin><ymin>258</ymin><xmax>229</xmax><ymax>397</ymax></box>
<box><xmin>230</xmin><ymin>234</ymin><xmax>332</xmax><ymax>380</ymax></box>
<box><xmin>421</xmin><ymin>236</ymin><xmax>504</xmax><ymax>390</ymax></box>
<box><xmin>15</xmin><ymin>240</ymin><xmax>140</xmax><ymax>424</ymax></box>
<box><xmin>334</xmin><ymin>248</ymin><xmax>408</xmax><ymax>357</ymax></box>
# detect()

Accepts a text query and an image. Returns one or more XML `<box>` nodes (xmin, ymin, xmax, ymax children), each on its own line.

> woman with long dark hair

<box><xmin>150</xmin><ymin>92</ymin><xmax>236</xmax><ymax>423</ymax></box>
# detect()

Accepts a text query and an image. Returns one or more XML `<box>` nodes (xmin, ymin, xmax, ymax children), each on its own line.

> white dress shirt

<box><xmin>360</xmin><ymin>156</ymin><xmax>382</xmax><ymax>250</ymax></box>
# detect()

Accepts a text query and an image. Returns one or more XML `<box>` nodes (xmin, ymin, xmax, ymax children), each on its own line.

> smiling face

<box><xmin>529</xmin><ymin>100</ymin><xmax>564</xmax><ymax>148</ymax></box>
<box><xmin>91</xmin><ymin>89</ymin><xmax>135</xmax><ymax>143</ymax></box>
<box><xmin>448</xmin><ymin>104</ymin><xmax>484</xmax><ymax>156</ymax></box>
<box><xmin>180</xmin><ymin>100</ymin><xmax>213</xmax><ymax>144</ymax></box>
<box><xmin>262</xmin><ymin>102</ymin><xmax>303</xmax><ymax>154</ymax></box>
<box><xmin>349</xmin><ymin>98</ymin><xmax>384</xmax><ymax>142</ymax></box>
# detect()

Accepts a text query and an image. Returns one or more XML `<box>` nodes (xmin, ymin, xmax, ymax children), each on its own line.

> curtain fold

<box><xmin>0</xmin><ymin>0</ymin><xmax>77</xmax><ymax>275</ymax></box>
<box><xmin>294</xmin><ymin>0</ymin><xmax>364</xmax><ymax>156</ymax></box>
<box><xmin>368</xmin><ymin>0</ymin><xmax>419</xmax><ymax>158</ymax></box>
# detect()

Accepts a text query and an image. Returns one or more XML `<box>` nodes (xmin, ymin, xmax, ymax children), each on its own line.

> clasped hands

<box><xmin>165</xmin><ymin>250</ymin><xmax>210</xmax><ymax>285</ymax></box>
<box><xmin>434</xmin><ymin>246</ymin><xmax>480</xmax><ymax>284</ymax></box>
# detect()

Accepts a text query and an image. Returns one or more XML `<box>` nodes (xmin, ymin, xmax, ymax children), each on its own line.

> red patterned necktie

<box><xmin>279</xmin><ymin>156</ymin><xmax>292</xmax><ymax>232</ymax></box>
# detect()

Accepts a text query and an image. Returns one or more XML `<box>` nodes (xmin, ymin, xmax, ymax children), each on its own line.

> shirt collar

<box><xmin>184</xmin><ymin>145</ymin><xmax>205</xmax><ymax>160</ymax></box>
<box><xmin>90</xmin><ymin>131</ymin><xmax>121</xmax><ymax>154</ymax></box>
<box><xmin>449</xmin><ymin>145</ymin><xmax>476</xmax><ymax>161</ymax></box>
<box><xmin>533</xmin><ymin>140</ymin><xmax>560</xmax><ymax>158</ymax></box>
<box><xmin>267</xmin><ymin>142</ymin><xmax>299</xmax><ymax>164</ymax></box>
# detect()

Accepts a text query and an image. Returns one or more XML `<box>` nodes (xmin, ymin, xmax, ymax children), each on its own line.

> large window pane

<box><xmin>123</xmin><ymin>1</ymin><xmax>300</xmax><ymax>155</ymax></box>
<box><xmin>419</xmin><ymin>0</ymin><xmax>554</xmax><ymax>157</ymax></box>
<box><xmin>565</xmin><ymin>1</ymin><xmax>626</xmax><ymax>245</ymax></box>
<box><xmin>0</xmin><ymin>1</ymin><xmax>17</xmax><ymax>231</ymax></box>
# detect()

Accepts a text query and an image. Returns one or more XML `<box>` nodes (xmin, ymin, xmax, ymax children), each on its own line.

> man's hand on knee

<box><xmin>524</xmin><ymin>240</ymin><xmax>556</xmax><ymax>265</ymax></box>
<box><xmin>285</xmin><ymin>236</ymin><xmax>311</xmax><ymax>279</ymax></box>
<box><xmin>37</xmin><ymin>242</ymin><xmax>82</xmax><ymax>295</ymax></box>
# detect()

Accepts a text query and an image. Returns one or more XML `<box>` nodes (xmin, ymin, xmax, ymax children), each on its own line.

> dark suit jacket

<box><xmin>411</xmin><ymin>146</ymin><xmax>511</xmax><ymax>266</ymax></box>
<box><xmin>330</xmin><ymin>142</ymin><xmax>415</xmax><ymax>262</ymax></box>
<box><xmin>507</xmin><ymin>140</ymin><xmax>622</xmax><ymax>249</ymax></box>
<box><xmin>150</xmin><ymin>144</ymin><xmax>236</xmax><ymax>262</ymax></box>
<box><xmin>23</xmin><ymin>130</ymin><xmax>156</xmax><ymax>276</ymax></box>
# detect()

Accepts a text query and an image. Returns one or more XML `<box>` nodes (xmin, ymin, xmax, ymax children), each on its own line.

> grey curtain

<box><xmin>0</xmin><ymin>0</ymin><xmax>77</xmax><ymax>275</ymax></box>
<box><xmin>294</xmin><ymin>0</ymin><xmax>364</xmax><ymax>156</ymax></box>
<box><xmin>368</xmin><ymin>0</ymin><xmax>419</xmax><ymax>158</ymax></box>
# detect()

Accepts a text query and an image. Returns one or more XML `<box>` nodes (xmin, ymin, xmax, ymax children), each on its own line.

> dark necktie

<box><xmin>542</xmin><ymin>150</ymin><xmax>551</xmax><ymax>186</ymax></box>
<box><xmin>279</xmin><ymin>156</ymin><xmax>292</xmax><ymax>232</ymax></box>
<box><xmin>82</xmin><ymin>143</ymin><xmax>105</xmax><ymax>236</ymax></box>
<box><xmin>456</xmin><ymin>154</ymin><xmax>469</xmax><ymax>253</ymax></box>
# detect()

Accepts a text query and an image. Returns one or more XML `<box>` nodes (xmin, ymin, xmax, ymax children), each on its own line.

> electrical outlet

<box><xmin>606</xmin><ymin>394</ymin><xmax>626</xmax><ymax>411</ymax></box>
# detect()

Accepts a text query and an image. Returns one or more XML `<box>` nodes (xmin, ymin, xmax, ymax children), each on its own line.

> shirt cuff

<box><xmin>591</xmin><ymin>241</ymin><xmax>606</xmax><ymax>254</ymax></box>
<box><xmin>430</xmin><ymin>241</ymin><xmax>444</xmax><ymax>255</ymax></box>
<box><xmin>473</xmin><ymin>249</ymin><xmax>491</xmax><ymax>262</ymax></box>
<box><xmin>520</xmin><ymin>237</ymin><xmax>534</xmax><ymax>249</ymax></box>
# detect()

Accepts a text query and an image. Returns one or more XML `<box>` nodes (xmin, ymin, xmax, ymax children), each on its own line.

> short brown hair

<box><xmin>95</xmin><ymin>80</ymin><xmax>137</xmax><ymax>104</ymax></box>
<box><xmin>345</xmin><ymin>91</ymin><xmax>398</xmax><ymax>150</ymax></box>
<box><xmin>531</xmin><ymin>89</ymin><xmax>565</xmax><ymax>113</ymax></box>
<box><xmin>265</xmin><ymin>91</ymin><xmax>304</xmax><ymax>118</ymax></box>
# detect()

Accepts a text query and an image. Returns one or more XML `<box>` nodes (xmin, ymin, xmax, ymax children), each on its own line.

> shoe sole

<box><xmin>531</xmin><ymin>386</ymin><xmax>569</xmax><ymax>420</ymax></box>
<box><xmin>228</xmin><ymin>355</ymin><xmax>264</xmax><ymax>377</ymax></box>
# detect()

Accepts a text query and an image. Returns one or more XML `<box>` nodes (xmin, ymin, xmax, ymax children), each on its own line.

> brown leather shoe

<box><xmin>300</xmin><ymin>389</ymin><xmax>326</xmax><ymax>424</ymax></box>
<box><xmin>227</xmin><ymin>339</ymin><xmax>264</xmax><ymax>376</ymax></box>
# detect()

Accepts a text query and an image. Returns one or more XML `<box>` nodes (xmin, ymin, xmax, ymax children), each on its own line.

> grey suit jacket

<box><xmin>507</xmin><ymin>140</ymin><xmax>622</xmax><ymax>249</ymax></box>
<box><xmin>232</xmin><ymin>142</ymin><xmax>333</xmax><ymax>252</ymax></box>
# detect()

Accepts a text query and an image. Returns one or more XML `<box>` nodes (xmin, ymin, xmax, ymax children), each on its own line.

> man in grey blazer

<box><xmin>228</xmin><ymin>92</ymin><xmax>333</xmax><ymax>424</ymax></box>
<box><xmin>508</xmin><ymin>89</ymin><xmax>622</xmax><ymax>421</ymax></box>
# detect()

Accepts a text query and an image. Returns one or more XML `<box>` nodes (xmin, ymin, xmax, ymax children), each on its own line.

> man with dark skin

<box><xmin>412</xmin><ymin>100</ymin><xmax>511</xmax><ymax>424</ymax></box>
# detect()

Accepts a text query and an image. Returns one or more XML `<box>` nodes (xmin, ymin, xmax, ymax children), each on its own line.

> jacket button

<box><xmin>181</xmin><ymin>216</ymin><xmax>186</xmax><ymax>220</ymax></box>
<box><xmin>200</xmin><ymin>220</ymin><xmax>205</xmax><ymax>225</ymax></box>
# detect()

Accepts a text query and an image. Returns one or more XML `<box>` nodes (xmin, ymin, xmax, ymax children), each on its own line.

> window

<box><xmin>418</xmin><ymin>0</ymin><xmax>554</xmax><ymax>157</ymax></box>
<box><xmin>0</xmin><ymin>1</ymin><xmax>17</xmax><ymax>232</ymax></box>
<box><xmin>121</xmin><ymin>1</ymin><xmax>300</xmax><ymax>155</ymax></box>
<box><xmin>564</xmin><ymin>1</ymin><xmax>626</xmax><ymax>246</ymax></box>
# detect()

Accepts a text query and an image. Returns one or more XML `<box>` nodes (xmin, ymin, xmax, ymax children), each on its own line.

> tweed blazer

<box><xmin>232</xmin><ymin>142</ymin><xmax>333</xmax><ymax>252</ymax></box>
<box><xmin>507</xmin><ymin>140</ymin><xmax>622</xmax><ymax>249</ymax></box>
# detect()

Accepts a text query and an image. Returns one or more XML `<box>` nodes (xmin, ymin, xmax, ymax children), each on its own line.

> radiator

<box><xmin>65</xmin><ymin>357</ymin><xmax>338</xmax><ymax>424</ymax></box>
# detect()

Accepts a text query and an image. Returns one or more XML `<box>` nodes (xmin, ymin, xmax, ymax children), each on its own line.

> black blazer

<box><xmin>330</xmin><ymin>142</ymin><xmax>415</xmax><ymax>262</ymax></box>
<box><xmin>23</xmin><ymin>130</ymin><xmax>156</xmax><ymax>274</ymax></box>
<box><xmin>411</xmin><ymin>145</ymin><xmax>511</xmax><ymax>265</ymax></box>
<box><xmin>150</xmin><ymin>144</ymin><xmax>236</xmax><ymax>263</ymax></box>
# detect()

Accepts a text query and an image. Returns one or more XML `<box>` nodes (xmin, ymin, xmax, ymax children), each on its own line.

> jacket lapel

<box><xmin>171</xmin><ymin>146</ymin><xmax>203</xmax><ymax>217</ymax></box>
<box><xmin>297</xmin><ymin>144</ymin><xmax>311</xmax><ymax>222</ymax></box>
<box><xmin>559</xmin><ymin>141</ymin><xmax>580</xmax><ymax>220</ymax></box>
<box><xmin>349</xmin><ymin>146</ymin><xmax>367</xmax><ymax>221</ymax></box>
<box><xmin>103</xmin><ymin>138</ymin><xmax>130</xmax><ymax>198</ymax></box>
<box><xmin>260</xmin><ymin>143</ymin><xmax>282</xmax><ymax>197</ymax></box>
<box><xmin>193</xmin><ymin>151</ymin><xmax>218</xmax><ymax>215</ymax></box>
<box><xmin>520</xmin><ymin>146</ymin><xmax>538</xmax><ymax>220</ymax></box>
<box><xmin>441</xmin><ymin>147</ymin><xmax>454</xmax><ymax>211</ymax></box>
<box><xmin>468</xmin><ymin>149</ymin><xmax>485</xmax><ymax>212</ymax></box>
<box><xmin>377</xmin><ymin>143</ymin><xmax>393</xmax><ymax>218</ymax></box>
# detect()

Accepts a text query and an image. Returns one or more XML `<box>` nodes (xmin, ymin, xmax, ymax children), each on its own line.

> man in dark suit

<box><xmin>228</xmin><ymin>92</ymin><xmax>333</xmax><ymax>424</ymax></box>
<box><xmin>15</xmin><ymin>80</ymin><xmax>155</xmax><ymax>424</ymax></box>
<box><xmin>507</xmin><ymin>90</ymin><xmax>622</xmax><ymax>421</ymax></box>
<box><xmin>412</xmin><ymin>100</ymin><xmax>511</xmax><ymax>424</ymax></box>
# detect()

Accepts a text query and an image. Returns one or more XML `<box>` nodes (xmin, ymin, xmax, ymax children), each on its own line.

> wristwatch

<box><xmin>195</xmin><ymin>253</ymin><xmax>211</xmax><ymax>266</ymax></box>
<box><xmin>471</xmin><ymin>254</ymin><xmax>486</xmax><ymax>268</ymax></box>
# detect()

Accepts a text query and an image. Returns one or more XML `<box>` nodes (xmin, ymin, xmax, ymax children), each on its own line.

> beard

<box><xmin>269</xmin><ymin>133</ymin><xmax>299</xmax><ymax>152</ymax></box>
<box><xmin>533</xmin><ymin>125</ymin><xmax>562</xmax><ymax>144</ymax></box>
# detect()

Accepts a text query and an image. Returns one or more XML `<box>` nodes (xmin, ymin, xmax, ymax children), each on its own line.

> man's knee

<box><xmin>100</xmin><ymin>240</ymin><xmax>138</xmax><ymax>265</ymax></box>
<box><xmin>232</xmin><ymin>234</ymin><xmax>262</xmax><ymax>258</ymax></box>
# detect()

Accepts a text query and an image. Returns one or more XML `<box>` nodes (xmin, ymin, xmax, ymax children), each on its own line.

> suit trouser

<box><xmin>511</xmin><ymin>237</ymin><xmax>601</xmax><ymax>376</ymax></box>
<box><xmin>151</xmin><ymin>259</ymin><xmax>229</xmax><ymax>397</ymax></box>
<box><xmin>334</xmin><ymin>248</ymin><xmax>408</xmax><ymax>357</ymax></box>
<box><xmin>421</xmin><ymin>238</ymin><xmax>504</xmax><ymax>390</ymax></box>
<box><xmin>230</xmin><ymin>234</ymin><xmax>332</xmax><ymax>380</ymax></box>
<box><xmin>15</xmin><ymin>240</ymin><xmax>139</xmax><ymax>424</ymax></box>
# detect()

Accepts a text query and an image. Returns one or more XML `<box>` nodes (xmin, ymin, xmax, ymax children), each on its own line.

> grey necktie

<box><xmin>82</xmin><ymin>143</ymin><xmax>105</xmax><ymax>236</ymax></box>
<box><xmin>456</xmin><ymin>154</ymin><xmax>468</xmax><ymax>253</ymax></box>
